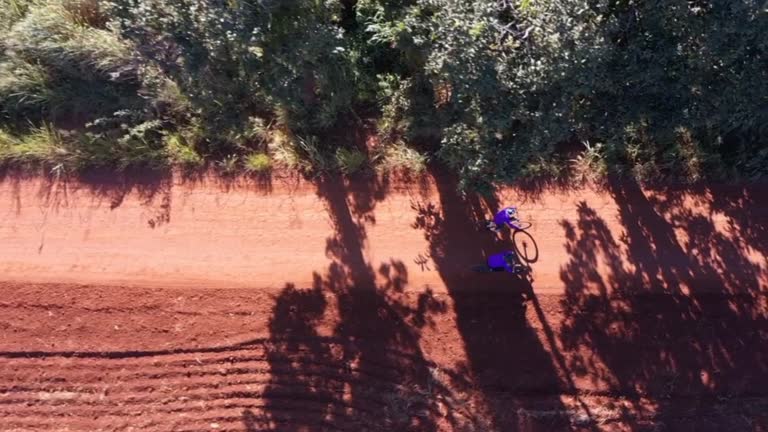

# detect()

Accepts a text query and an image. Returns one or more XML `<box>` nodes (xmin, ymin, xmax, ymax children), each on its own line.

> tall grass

<box><xmin>570</xmin><ymin>141</ymin><xmax>608</xmax><ymax>184</ymax></box>
<box><xmin>165</xmin><ymin>133</ymin><xmax>203</xmax><ymax>167</ymax></box>
<box><xmin>375</xmin><ymin>142</ymin><xmax>428</xmax><ymax>174</ymax></box>
<box><xmin>4</xmin><ymin>1</ymin><xmax>133</xmax><ymax>77</ymax></box>
<box><xmin>0</xmin><ymin>124</ymin><xmax>72</xmax><ymax>167</ymax></box>
<box><xmin>0</xmin><ymin>61</ymin><xmax>52</xmax><ymax>112</ymax></box>
<box><xmin>270</xmin><ymin>130</ymin><xmax>336</xmax><ymax>174</ymax></box>
<box><xmin>0</xmin><ymin>0</ymin><xmax>139</xmax><ymax>124</ymax></box>
<box><xmin>0</xmin><ymin>0</ymin><xmax>32</xmax><ymax>30</ymax></box>
<box><xmin>335</xmin><ymin>148</ymin><xmax>366</xmax><ymax>175</ymax></box>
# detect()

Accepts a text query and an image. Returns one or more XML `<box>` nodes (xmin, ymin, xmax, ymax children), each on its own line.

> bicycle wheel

<box><xmin>513</xmin><ymin>229</ymin><xmax>539</xmax><ymax>263</ymax></box>
<box><xmin>514</xmin><ymin>221</ymin><xmax>532</xmax><ymax>230</ymax></box>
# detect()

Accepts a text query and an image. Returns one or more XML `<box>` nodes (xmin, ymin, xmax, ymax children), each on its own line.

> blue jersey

<box><xmin>494</xmin><ymin>207</ymin><xmax>517</xmax><ymax>227</ymax></box>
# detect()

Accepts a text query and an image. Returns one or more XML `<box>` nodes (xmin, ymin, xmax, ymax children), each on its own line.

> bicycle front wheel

<box><xmin>514</xmin><ymin>221</ymin><xmax>532</xmax><ymax>230</ymax></box>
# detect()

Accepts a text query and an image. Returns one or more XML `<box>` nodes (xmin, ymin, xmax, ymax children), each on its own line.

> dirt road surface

<box><xmin>1</xmin><ymin>171</ymin><xmax>767</xmax><ymax>431</ymax></box>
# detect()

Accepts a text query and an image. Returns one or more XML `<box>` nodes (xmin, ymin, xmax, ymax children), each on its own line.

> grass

<box><xmin>165</xmin><ymin>133</ymin><xmax>203</xmax><ymax>167</ymax></box>
<box><xmin>0</xmin><ymin>0</ymin><xmax>32</xmax><ymax>29</ymax></box>
<box><xmin>61</xmin><ymin>0</ymin><xmax>106</xmax><ymax>28</ymax></box>
<box><xmin>0</xmin><ymin>0</ymin><xmax>139</xmax><ymax>124</ymax></box>
<box><xmin>335</xmin><ymin>148</ymin><xmax>366</xmax><ymax>174</ymax></box>
<box><xmin>4</xmin><ymin>1</ymin><xmax>133</xmax><ymax>76</ymax></box>
<box><xmin>570</xmin><ymin>141</ymin><xmax>607</xmax><ymax>184</ymax></box>
<box><xmin>270</xmin><ymin>129</ymin><xmax>305</xmax><ymax>170</ymax></box>
<box><xmin>244</xmin><ymin>152</ymin><xmax>271</xmax><ymax>173</ymax></box>
<box><xmin>0</xmin><ymin>124</ymin><xmax>72</xmax><ymax>168</ymax></box>
<box><xmin>0</xmin><ymin>123</ymin><xmax>183</xmax><ymax>172</ymax></box>
<box><xmin>0</xmin><ymin>61</ymin><xmax>52</xmax><ymax>112</ymax></box>
<box><xmin>520</xmin><ymin>156</ymin><xmax>567</xmax><ymax>181</ymax></box>
<box><xmin>375</xmin><ymin>142</ymin><xmax>428</xmax><ymax>173</ymax></box>
<box><xmin>270</xmin><ymin>130</ymin><xmax>335</xmax><ymax>174</ymax></box>
<box><xmin>295</xmin><ymin>135</ymin><xmax>335</xmax><ymax>173</ymax></box>
<box><xmin>272</xmin><ymin>132</ymin><xmax>370</xmax><ymax>176</ymax></box>
<box><xmin>216</xmin><ymin>154</ymin><xmax>240</xmax><ymax>175</ymax></box>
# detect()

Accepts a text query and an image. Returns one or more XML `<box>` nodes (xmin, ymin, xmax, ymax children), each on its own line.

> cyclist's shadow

<box><xmin>413</xmin><ymin>169</ymin><xmax>570</xmax><ymax>431</ymax></box>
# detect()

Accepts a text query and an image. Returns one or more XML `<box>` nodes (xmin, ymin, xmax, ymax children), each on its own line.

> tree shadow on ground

<box><xmin>410</xmin><ymin>166</ymin><xmax>586</xmax><ymax>431</ymax></box>
<box><xmin>257</xmin><ymin>173</ymin><xmax>489</xmax><ymax>431</ymax></box>
<box><xmin>559</xmin><ymin>177</ymin><xmax>768</xmax><ymax>431</ymax></box>
<box><xmin>0</xmin><ymin>166</ymin><xmax>173</xmax><ymax>221</ymax></box>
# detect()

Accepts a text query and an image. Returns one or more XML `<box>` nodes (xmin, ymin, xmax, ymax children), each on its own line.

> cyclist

<box><xmin>487</xmin><ymin>206</ymin><xmax>520</xmax><ymax>232</ymax></box>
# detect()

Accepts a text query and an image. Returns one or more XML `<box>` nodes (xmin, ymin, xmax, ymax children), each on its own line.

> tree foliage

<box><xmin>0</xmin><ymin>0</ymin><xmax>766</xmax><ymax>184</ymax></box>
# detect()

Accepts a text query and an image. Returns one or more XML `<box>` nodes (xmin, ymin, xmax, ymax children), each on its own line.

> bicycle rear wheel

<box><xmin>513</xmin><ymin>229</ymin><xmax>539</xmax><ymax>263</ymax></box>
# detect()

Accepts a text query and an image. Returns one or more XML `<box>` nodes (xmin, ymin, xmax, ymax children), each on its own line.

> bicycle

<box><xmin>480</xmin><ymin>215</ymin><xmax>539</xmax><ymax>264</ymax></box>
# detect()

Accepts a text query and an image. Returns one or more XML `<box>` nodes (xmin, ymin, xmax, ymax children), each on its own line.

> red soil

<box><xmin>1</xmin><ymin>171</ymin><xmax>767</xmax><ymax>431</ymax></box>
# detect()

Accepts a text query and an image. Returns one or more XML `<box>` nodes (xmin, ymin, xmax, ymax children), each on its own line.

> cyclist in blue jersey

<box><xmin>487</xmin><ymin>206</ymin><xmax>521</xmax><ymax>232</ymax></box>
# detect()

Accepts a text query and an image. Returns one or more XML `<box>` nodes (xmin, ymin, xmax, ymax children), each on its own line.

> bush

<box><xmin>165</xmin><ymin>133</ymin><xmax>202</xmax><ymax>167</ymax></box>
<box><xmin>335</xmin><ymin>148</ymin><xmax>367</xmax><ymax>175</ymax></box>
<box><xmin>270</xmin><ymin>129</ymin><xmax>305</xmax><ymax>171</ymax></box>
<box><xmin>0</xmin><ymin>0</ymin><xmax>766</xmax><ymax>184</ymax></box>
<box><xmin>570</xmin><ymin>142</ymin><xmax>608</xmax><ymax>185</ymax></box>
<box><xmin>270</xmin><ymin>131</ymin><xmax>335</xmax><ymax>174</ymax></box>
<box><xmin>107</xmin><ymin>0</ymin><xmax>355</xmax><ymax>136</ymax></box>
<box><xmin>375</xmin><ymin>142</ymin><xmax>428</xmax><ymax>174</ymax></box>
<box><xmin>244</xmin><ymin>152</ymin><xmax>272</xmax><ymax>174</ymax></box>
<box><xmin>216</xmin><ymin>154</ymin><xmax>239</xmax><ymax>176</ymax></box>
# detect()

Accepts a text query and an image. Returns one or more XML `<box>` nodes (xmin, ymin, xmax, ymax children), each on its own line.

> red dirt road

<box><xmin>1</xmin><ymin>171</ymin><xmax>767</xmax><ymax>431</ymax></box>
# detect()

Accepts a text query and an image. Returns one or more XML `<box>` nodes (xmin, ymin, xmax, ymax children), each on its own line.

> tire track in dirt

<box><xmin>0</xmin><ymin>341</ymin><xmax>440</xmax><ymax>431</ymax></box>
<box><xmin>2</xmin><ymin>284</ymin><xmax>768</xmax><ymax>431</ymax></box>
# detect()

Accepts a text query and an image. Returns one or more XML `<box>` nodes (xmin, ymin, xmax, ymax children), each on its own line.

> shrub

<box><xmin>270</xmin><ymin>129</ymin><xmax>304</xmax><ymax>171</ymax></box>
<box><xmin>216</xmin><ymin>154</ymin><xmax>240</xmax><ymax>176</ymax></box>
<box><xmin>165</xmin><ymin>133</ymin><xmax>202</xmax><ymax>167</ymax></box>
<box><xmin>270</xmin><ymin>130</ymin><xmax>334</xmax><ymax>174</ymax></box>
<box><xmin>375</xmin><ymin>142</ymin><xmax>428</xmax><ymax>174</ymax></box>
<box><xmin>0</xmin><ymin>0</ymin><xmax>766</xmax><ymax>183</ymax></box>
<box><xmin>294</xmin><ymin>135</ymin><xmax>335</xmax><ymax>174</ymax></box>
<box><xmin>244</xmin><ymin>153</ymin><xmax>272</xmax><ymax>174</ymax></box>
<box><xmin>335</xmin><ymin>148</ymin><xmax>367</xmax><ymax>175</ymax></box>
<box><xmin>570</xmin><ymin>142</ymin><xmax>608</xmax><ymax>185</ymax></box>
<box><xmin>107</xmin><ymin>0</ymin><xmax>355</xmax><ymax>136</ymax></box>
<box><xmin>520</xmin><ymin>156</ymin><xmax>567</xmax><ymax>182</ymax></box>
